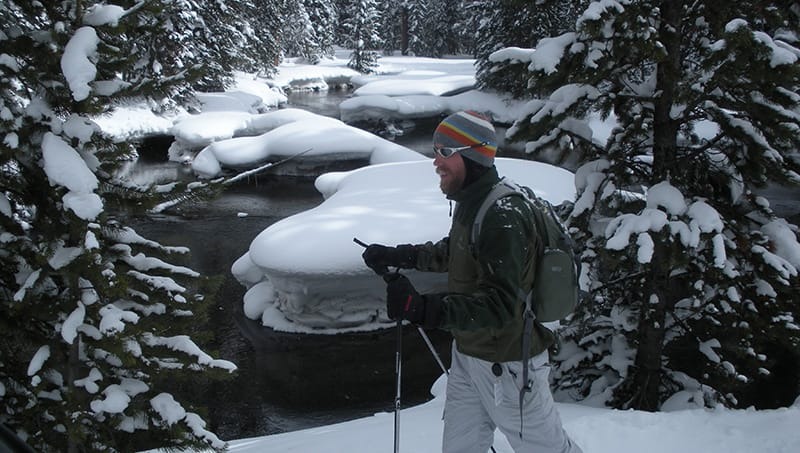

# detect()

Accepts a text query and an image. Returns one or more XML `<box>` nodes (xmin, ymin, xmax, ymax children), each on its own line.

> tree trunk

<box><xmin>400</xmin><ymin>8</ymin><xmax>409</xmax><ymax>55</ymax></box>
<box><xmin>67</xmin><ymin>337</ymin><xmax>80</xmax><ymax>453</ymax></box>
<box><xmin>652</xmin><ymin>0</ymin><xmax>682</xmax><ymax>181</ymax></box>
<box><xmin>631</xmin><ymin>241</ymin><xmax>671</xmax><ymax>411</ymax></box>
<box><xmin>629</xmin><ymin>0</ymin><xmax>683</xmax><ymax>411</ymax></box>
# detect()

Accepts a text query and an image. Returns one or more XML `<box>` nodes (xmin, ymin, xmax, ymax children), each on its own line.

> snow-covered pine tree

<box><xmin>403</xmin><ymin>0</ymin><xmax>428</xmax><ymax>56</ymax></box>
<box><xmin>471</xmin><ymin>0</ymin><xmax>585</xmax><ymax>97</ymax></box>
<box><xmin>376</xmin><ymin>1</ymin><xmax>416</xmax><ymax>56</ymax></box>
<box><xmin>376</xmin><ymin>2</ymin><xmax>402</xmax><ymax>55</ymax></box>
<box><xmin>341</xmin><ymin>0</ymin><xmax>382</xmax><ymax>73</ymax></box>
<box><xmin>421</xmin><ymin>0</ymin><xmax>463</xmax><ymax>57</ymax></box>
<box><xmin>0</xmin><ymin>2</ymin><xmax>237</xmax><ymax>451</ymax></box>
<box><xmin>407</xmin><ymin>0</ymin><xmax>462</xmax><ymax>58</ymax></box>
<box><xmin>283</xmin><ymin>1</ymin><xmax>317</xmax><ymax>63</ymax></box>
<box><xmin>506</xmin><ymin>1</ymin><xmax>800</xmax><ymax>410</ymax></box>
<box><xmin>199</xmin><ymin>0</ymin><xmax>286</xmax><ymax>82</ymax></box>
<box><xmin>282</xmin><ymin>0</ymin><xmax>337</xmax><ymax>64</ymax></box>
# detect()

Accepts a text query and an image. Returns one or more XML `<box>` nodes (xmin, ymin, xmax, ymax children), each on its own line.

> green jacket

<box><xmin>414</xmin><ymin>167</ymin><xmax>555</xmax><ymax>363</ymax></box>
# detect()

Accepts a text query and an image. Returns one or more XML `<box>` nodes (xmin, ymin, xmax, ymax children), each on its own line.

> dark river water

<box><xmin>125</xmin><ymin>90</ymin><xmax>800</xmax><ymax>442</ymax></box>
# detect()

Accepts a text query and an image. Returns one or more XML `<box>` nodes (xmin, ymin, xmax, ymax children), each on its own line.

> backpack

<box><xmin>470</xmin><ymin>177</ymin><xmax>580</xmax><ymax>323</ymax></box>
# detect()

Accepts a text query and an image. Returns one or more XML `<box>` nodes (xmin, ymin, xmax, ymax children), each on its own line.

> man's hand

<box><xmin>362</xmin><ymin>243</ymin><xmax>418</xmax><ymax>275</ymax></box>
<box><xmin>385</xmin><ymin>274</ymin><xmax>426</xmax><ymax>324</ymax></box>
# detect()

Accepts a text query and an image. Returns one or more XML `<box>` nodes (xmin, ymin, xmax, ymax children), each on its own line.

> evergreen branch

<box><xmin>98</xmin><ymin>181</ymin><xmax>151</xmax><ymax>200</ymax></box>
<box><xmin>685</xmin><ymin>133</ymin><xmax>726</xmax><ymax>158</ymax></box>
<box><xmin>590</xmin><ymin>270</ymin><xmax>646</xmax><ymax>293</ymax></box>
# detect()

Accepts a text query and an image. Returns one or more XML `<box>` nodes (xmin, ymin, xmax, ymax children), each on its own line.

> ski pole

<box><xmin>394</xmin><ymin>302</ymin><xmax>403</xmax><ymax>453</ymax></box>
<box><xmin>355</xmin><ymin>238</ymin><xmax>495</xmax><ymax>453</ymax></box>
<box><xmin>354</xmin><ymin>238</ymin><xmax>447</xmax><ymax>377</ymax></box>
<box><xmin>417</xmin><ymin>327</ymin><xmax>448</xmax><ymax>376</ymax></box>
<box><xmin>354</xmin><ymin>238</ymin><xmax>403</xmax><ymax>452</ymax></box>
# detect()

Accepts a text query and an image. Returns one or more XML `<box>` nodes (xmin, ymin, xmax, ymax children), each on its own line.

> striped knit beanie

<box><xmin>433</xmin><ymin>110</ymin><xmax>497</xmax><ymax>167</ymax></box>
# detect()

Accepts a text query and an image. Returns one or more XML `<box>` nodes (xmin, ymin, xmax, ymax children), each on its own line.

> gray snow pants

<box><xmin>443</xmin><ymin>343</ymin><xmax>582</xmax><ymax>453</ymax></box>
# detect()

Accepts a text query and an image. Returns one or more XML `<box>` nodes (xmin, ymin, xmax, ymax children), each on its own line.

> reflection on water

<box><xmin>286</xmin><ymin>89</ymin><xmax>352</xmax><ymax>118</ymax></box>
<box><xmin>116</xmin><ymin>159</ymin><xmax>196</xmax><ymax>186</ymax></box>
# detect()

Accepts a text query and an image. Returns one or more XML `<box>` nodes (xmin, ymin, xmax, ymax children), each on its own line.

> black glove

<box><xmin>362</xmin><ymin>243</ymin><xmax>418</xmax><ymax>275</ymax></box>
<box><xmin>384</xmin><ymin>274</ymin><xmax>443</xmax><ymax>328</ymax></box>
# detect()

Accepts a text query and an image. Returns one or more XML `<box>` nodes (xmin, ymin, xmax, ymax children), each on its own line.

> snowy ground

<box><xmin>214</xmin><ymin>375</ymin><xmax>800</xmax><ymax>453</ymax></box>
<box><xmin>106</xmin><ymin>52</ymin><xmax>800</xmax><ymax>452</ymax></box>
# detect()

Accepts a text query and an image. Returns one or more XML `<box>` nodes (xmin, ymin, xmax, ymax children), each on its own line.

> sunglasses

<box><xmin>432</xmin><ymin>141</ymin><xmax>489</xmax><ymax>159</ymax></box>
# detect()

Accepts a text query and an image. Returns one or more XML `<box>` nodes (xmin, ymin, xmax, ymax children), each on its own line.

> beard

<box><xmin>437</xmin><ymin>168</ymin><xmax>464</xmax><ymax>195</ymax></box>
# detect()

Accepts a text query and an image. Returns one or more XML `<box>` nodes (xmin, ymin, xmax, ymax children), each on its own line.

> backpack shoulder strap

<box><xmin>471</xmin><ymin>178</ymin><xmax>540</xmax><ymax>438</ymax></box>
<box><xmin>470</xmin><ymin>178</ymin><xmax>535</xmax><ymax>308</ymax></box>
<box><xmin>470</xmin><ymin>178</ymin><xmax>522</xmax><ymax>256</ymax></box>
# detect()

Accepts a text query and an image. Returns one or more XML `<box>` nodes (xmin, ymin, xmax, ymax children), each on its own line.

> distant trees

<box><xmin>377</xmin><ymin>3</ymin><xmax>405</xmax><ymax>55</ymax></box>
<box><xmin>504</xmin><ymin>0</ymin><xmax>800</xmax><ymax>410</ymax></box>
<box><xmin>340</xmin><ymin>0</ymin><xmax>383</xmax><ymax>73</ymax></box>
<box><xmin>378</xmin><ymin>0</ymin><xmax>470</xmax><ymax>58</ymax></box>
<box><xmin>0</xmin><ymin>1</ymin><xmax>236</xmax><ymax>451</ymax></box>
<box><xmin>282</xmin><ymin>0</ymin><xmax>591</xmax><ymax>71</ymax></box>
<box><xmin>422</xmin><ymin>0</ymin><xmax>463</xmax><ymax>57</ymax></box>
<box><xmin>283</xmin><ymin>0</ymin><xmax>337</xmax><ymax>64</ymax></box>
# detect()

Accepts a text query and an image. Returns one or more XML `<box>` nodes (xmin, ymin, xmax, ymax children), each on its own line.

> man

<box><xmin>362</xmin><ymin>110</ymin><xmax>582</xmax><ymax>453</ymax></box>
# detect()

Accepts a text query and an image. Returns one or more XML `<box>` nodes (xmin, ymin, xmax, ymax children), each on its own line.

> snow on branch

<box><xmin>126</xmin><ymin>270</ymin><xmax>187</xmax><ymax>295</ymax></box>
<box><xmin>74</xmin><ymin>368</ymin><xmax>102</xmax><ymax>394</ymax></box>
<box><xmin>61</xmin><ymin>302</ymin><xmax>86</xmax><ymax>344</ymax></box>
<box><xmin>646</xmin><ymin>181</ymin><xmax>687</xmax><ymax>216</ymax></box>
<box><xmin>83</xmin><ymin>2</ymin><xmax>145</xmax><ymax>27</ymax></box>
<box><xmin>184</xmin><ymin>412</ymin><xmax>226</xmax><ymax>449</ymax></box>
<box><xmin>724</xmin><ymin>19</ymin><xmax>800</xmax><ymax>67</ymax></box>
<box><xmin>761</xmin><ymin>220</ymin><xmax>800</xmax><ymax>270</ymax></box>
<box><xmin>530</xmin><ymin>33</ymin><xmax>579</xmax><ymax>73</ymax></box>
<box><xmin>141</xmin><ymin>333</ymin><xmax>237</xmax><ymax>372</ymax></box>
<box><xmin>112</xmin><ymin>243</ymin><xmax>200</xmax><ymax>277</ymax></box>
<box><xmin>61</xmin><ymin>27</ymin><xmax>99</xmax><ymax>102</ymax></box>
<box><xmin>27</xmin><ymin>345</ymin><xmax>50</xmax><ymax>378</ymax></box>
<box><xmin>523</xmin><ymin>84</ymin><xmax>601</xmax><ymax>126</ymax></box>
<box><xmin>110</xmin><ymin>226</ymin><xmax>190</xmax><ymax>254</ymax></box>
<box><xmin>90</xmin><ymin>379</ymin><xmax>148</xmax><ymax>415</ymax></box>
<box><xmin>99</xmin><ymin>304</ymin><xmax>140</xmax><ymax>335</ymax></box>
<box><xmin>577</xmin><ymin>0</ymin><xmax>625</xmax><ymax>28</ymax></box>
<box><xmin>572</xmin><ymin>159</ymin><xmax>611</xmax><ymax>217</ymax></box>
<box><xmin>605</xmin><ymin>209</ymin><xmax>668</xmax><ymax>250</ymax></box>
<box><xmin>150</xmin><ymin>393</ymin><xmax>227</xmax><ymax>449</ymax></box>
<box><xmin>488</xmin><ymin>46</ymin><xmax>535</xmax><ymax>64</ymax></box>
<box><xmin>751</xmin><ymin>245</ymin><xmax>798</xmax><ymax>280</ymax></box>
<box><xmin>13</xmin><ymin>269</ymin><xmax>41</xmax><ymax>302</ymax></box>
<box><xmin>699</xmin><ymin>338</ymin><xmax>722</xmax><ymax>363</ymax></box>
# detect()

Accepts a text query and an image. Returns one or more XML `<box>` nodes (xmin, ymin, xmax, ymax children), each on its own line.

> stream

<box><xmin>126</xmin><ymin>91</ymin><xmax>451</xmax><ymax>440</ymax></box>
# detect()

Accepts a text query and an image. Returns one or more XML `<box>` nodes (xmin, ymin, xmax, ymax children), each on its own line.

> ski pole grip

<box><xmin>354</xmin><ymin>237</ymin><xmax>391</xmax><ymax>276</ymax></box>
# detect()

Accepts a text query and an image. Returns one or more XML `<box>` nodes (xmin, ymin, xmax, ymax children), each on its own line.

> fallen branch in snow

<box><xmin>222</xmin><ymin>147</ymin><xmax>314</xmax><ymax>185</ymax></box>
<box><xmin>148</xmin><ymin>147</ymin><xmax>314</xmax><ymax>213</ymax></box>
